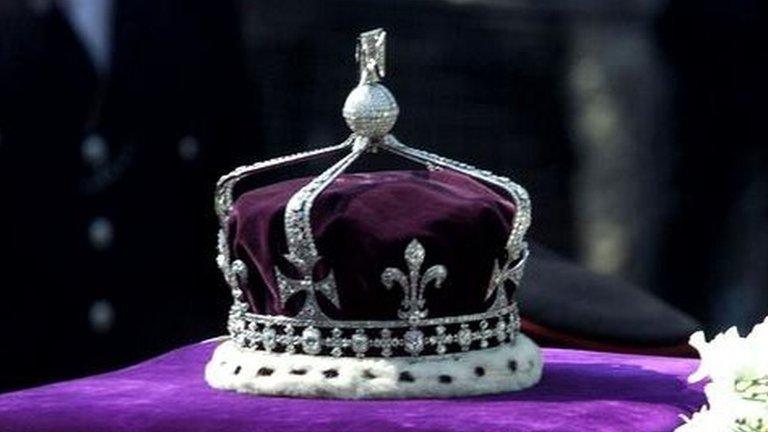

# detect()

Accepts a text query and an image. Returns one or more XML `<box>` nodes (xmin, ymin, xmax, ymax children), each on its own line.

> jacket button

<box><xmin>178</xmin><ymin>135</ymin><xmax>200</xmax><ymax>162</ymax></box>
<box><xmin>88</xmin><ymin>217</ymin><xmax>114</xmax><ymax>250</ymax></box>
<box><xmin>88</xmin><ymin>299</ymin><xmax>115</xmax><ymax>333</ymax></box>
<box><xmin>81</xmin><ymin>134</ymin><xmax>109</xmax><ymax>167</ymax></box>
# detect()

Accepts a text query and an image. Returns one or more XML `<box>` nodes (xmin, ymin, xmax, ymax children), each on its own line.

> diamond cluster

<box><xmin>228</xmin><ymin>305</ymin><xmax>520</xmax><ymax>358</ymax></box>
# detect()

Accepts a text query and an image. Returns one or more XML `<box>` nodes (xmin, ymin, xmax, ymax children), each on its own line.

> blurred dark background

<box><xmin>0</xmin><ymin>0</ymin><xmax>764</xmax><ymax>391</ymax></box>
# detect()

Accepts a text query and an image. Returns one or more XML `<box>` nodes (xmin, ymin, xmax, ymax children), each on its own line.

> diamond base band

<box><xmin>228</xmin><ymin>303</ymin><xmax>521</xmax><ymax>359</ymax></box>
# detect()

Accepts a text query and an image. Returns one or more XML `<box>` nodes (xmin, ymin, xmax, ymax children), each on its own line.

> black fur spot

<box><xmin>362</xmin><ymin>369</ymin><xmax>377</xmax><ymax>379</ymax></box>
<box><xmin>323</xmin><ymin>369</ymin><xmax>339</xmax><ymax>379</ymax></box>
<box><xmin>508</xmin><ymin>360</ymin><xmax>518</xmax><ymax>372</ymax></box>
<box><xmin>290</xmin><ymin>369</ymin><xmax>307</xmax><ymax>375</ymax></box>
<box><xmin>233</xmin><ymin>366</ymin><xmax>242</xmax><ymax>375</ymax></box>
<box><xmin>474</xmin><ymin>367</ymin><xmax>485</xmax><ymax>377</ymax></box>
<box><xmin>399</xmin><ymin>371</ymin><xmax>415</xmax><ymax>382</ymax></box>
<box><xmin>438</xmin><ymin>375</ymin><xmax>453</xmax><ymax>384</ymax></box>
<box><xmin>257</xmin><ymin>367</ymin><xmax>274</xmax><ymax>376</ymax></box>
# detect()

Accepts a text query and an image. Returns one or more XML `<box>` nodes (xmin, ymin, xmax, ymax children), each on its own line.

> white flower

<box><xmin>688</xmin><ymin>327</ymin><xmax>750</xmax><ymax>384</ymax></box>
<box><xmin>678</xmin><ymin>403</ymin><xmax>768</xmax><ymax>432</ymax></box>
<box><xmin>677</xmin><ymin>405</ymin><xmax>737</xmax><ymax>432</ymax></box>
<box><xmin>688</xmin><ymin>317</ymin><xmax>768</xmax><ymax>384</ymax></box>
<box><xmin>677</xmin><ymin>316</ymin><xmax>768</xmax><ymax>432</ymax></box>
<box><xmin>745</xmin><ymin>318</ymin><xmax>768</xmax><ymax>378</ymax></box>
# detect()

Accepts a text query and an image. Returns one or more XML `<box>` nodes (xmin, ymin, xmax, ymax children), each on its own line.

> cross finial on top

<box><xmin>356</xmin><ymin>28</ymin><xmax>387</xmax><ymax>85</ymax></box>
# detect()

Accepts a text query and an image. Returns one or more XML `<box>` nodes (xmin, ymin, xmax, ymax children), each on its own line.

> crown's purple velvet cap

<box><xmin>228</xmin><ymin>170</ymin><xmax>516</xmax><ymax>320</ymax></box>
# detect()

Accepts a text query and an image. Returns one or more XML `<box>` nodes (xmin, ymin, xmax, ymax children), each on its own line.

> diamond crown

<box><xmin>214</xmin><ymin>29</ymin><xmax>531</xmax><ymax>358</ymax></box>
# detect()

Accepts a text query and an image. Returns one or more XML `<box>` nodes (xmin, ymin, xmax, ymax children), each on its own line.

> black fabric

<box><xmin>521</xmin><ymin>243</ymin><xmax>700</xmax><ymax>345</ymax></box>
<box><xmin>0</xmin><ymin>0</ymin><xmax>256</xmax><ymax>391</ymax></box>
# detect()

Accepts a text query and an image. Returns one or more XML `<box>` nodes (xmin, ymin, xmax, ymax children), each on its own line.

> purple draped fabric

<box><xmin>0</xmin><ymin>340</ymin><xmax>705</xmax><ymax>432</ymax></box>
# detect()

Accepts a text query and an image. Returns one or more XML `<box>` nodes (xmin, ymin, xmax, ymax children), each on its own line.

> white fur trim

<box><xmin>205</xmin><ymin>334</ymin><xmax>542</xmax><ymax>399</ymax></box>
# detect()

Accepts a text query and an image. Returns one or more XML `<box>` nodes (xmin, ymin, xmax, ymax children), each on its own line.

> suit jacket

<box><xmin>0</xmin><ymin>0</ymin><xmax>257</xmax><ymax>391</ymax></box>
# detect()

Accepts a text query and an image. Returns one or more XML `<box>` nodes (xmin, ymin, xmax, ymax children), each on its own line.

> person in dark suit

<box><xmin>0</xmin><ymin>0</ymin><xmax>257</xmax><ymax>391</ymax></box>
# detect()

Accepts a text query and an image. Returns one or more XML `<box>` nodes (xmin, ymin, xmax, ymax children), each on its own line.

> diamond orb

<box><xmin>342</xmin><ymin>83</ymin><xmax>399</xmax><ymax>138</ymax></box>
<box><xmin>403</xmin><ymin>329</ymin><xmax>425</xmax><ymax>356</ymax></box>
<box><xmin>301</xmin><ymin>327</ymin><xmax>322</xmax><ymax>355</ymax></box>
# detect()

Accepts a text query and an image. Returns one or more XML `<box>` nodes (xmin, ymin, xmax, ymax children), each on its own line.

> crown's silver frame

<box><xmin>213</xmin><ymin>29</ymin><xmax>531</xmax><ymax>359</ymax></box>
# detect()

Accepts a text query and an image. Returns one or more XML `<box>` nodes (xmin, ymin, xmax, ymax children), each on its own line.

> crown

<box><xmin>206</xmin><ymin>29</ymin><xmax>541</xmax><ymax>398</ymax></box>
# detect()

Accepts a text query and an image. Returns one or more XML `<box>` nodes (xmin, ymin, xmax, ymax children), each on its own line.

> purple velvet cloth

<box><xmin>230</xmin><ymin>170</ymin><xmax>515</xmax><ymax>319</ymax></box>
<box><xmin>0</xmin><ymin>340</ymin><xmax>705</xmax><ymax>432</ymax></box>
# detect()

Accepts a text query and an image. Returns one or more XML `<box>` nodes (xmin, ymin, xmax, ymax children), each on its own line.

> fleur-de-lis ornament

<box><xmin>381</xmin><ymin>239</ymin><xmax>447</xmax><ymax>324</ymax></box>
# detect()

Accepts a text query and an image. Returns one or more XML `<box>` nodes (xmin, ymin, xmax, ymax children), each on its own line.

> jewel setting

<box><xmin>214</xmin><ymin>29</ymin><xmax>531</xmax><ymax>360</ymax></box>
<box><xmin>228</xmin><ymin>302</ymin><xmax>520</xmax><ymax>359</ymax></box>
